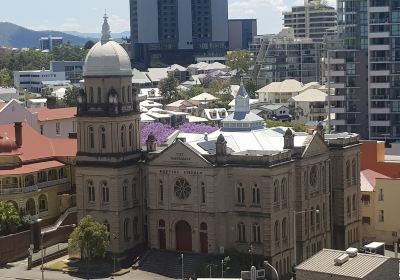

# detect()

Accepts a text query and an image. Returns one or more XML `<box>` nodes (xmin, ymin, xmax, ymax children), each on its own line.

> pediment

<box><xmin>149</xmin><ymin>140</ymin><xmax>212</xmax><ymax>167</ymax></box>
<box><xmin>302</xmin><ymin>133</ymin><xmax>329</xmax><ymax>158</ymax></box>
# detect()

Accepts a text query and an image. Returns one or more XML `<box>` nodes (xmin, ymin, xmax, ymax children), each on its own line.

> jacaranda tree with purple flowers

<box><xmin>178</xmin><ymin>123</ymin><xmax>218</xmax><ymax>134</ymax></box>
<box><xmin>141</xmin><ymin>122</ymin><xmax>176</xmax><ymax>145</ymax></box>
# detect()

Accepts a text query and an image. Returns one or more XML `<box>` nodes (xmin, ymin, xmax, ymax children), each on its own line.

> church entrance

<box><xmin>175</xmin><ymin>220</ymin><xmax>192</xmax><ymax>252</ymax></box>
<box><xmin>158</xmin><ymin>219</ymin><xmax>166</xmax><ymax>250</ymax></box>
<box><xmin>200</xmin><ymin>222</ymin><xmax>208</xmax><ymax>253</ymax></box>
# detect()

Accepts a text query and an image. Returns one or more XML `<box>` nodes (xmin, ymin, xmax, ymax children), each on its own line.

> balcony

<box><xmin>369</xmin><ymin>32</ymin><xmax>390</xmax><ymax>38</ymax></box>
<box><xmin>370</xmin><ymin>83</ymin><xmax>390</xmax><ymax>88</ymax></box>
<box><xmin>330</xmin><ymin>107</ymin><xmax>346</xmax><ymax>114</ymax></box>
<box><xmin>370</xmin><ymin>120</ymin><xmax>391</xmax><ymax>126</ymax></box>
<box><xmin>329</xmin><ymin>95</ymin><xmax>346</xmax><ymax>101</ymax></box>
<box><xmin>370</xmin><ymin>56</ymin><xmax>390</xmax><ymax>62</ymax></box>
<box><xmin>327</xmin><ymin>70</ymin><xmax>345</xmax><ymax>77</ymax></box>
<box><xmin>369</xmin><ymin>6</ymin><xmax>390</xmax><ymax>13</ymax></box>
<box><xmin>370</xmin><ymin>70</ymin><xmax>390</xmax><ymax>76</ymax></box>
<box><xmin>37</xmin><ymin>178</ymin><xmax>69</xmax><ymax>189</ymax></box>
<box><xmin>310</xmin><ymin>108</ymin><xmax>326</xmax><ymax>114</ymax></box>
<box><xmin>22</xmin><ymin>185</ymin><xmax>38</xmax><ymax>193</ymax></box>
<box><xmin>331</xmin><ymin>119</ymin><xmax>346</xmax><ymax>126</ymax></box>
<box><xmin>329</xmin><ymin>58</ymin><xmax>345</xmax><ymax>64</ymax></box>
<box><xmin>369</xmin><ymin>45</ymin><xmax>390</xmax><ymax>51</ymax></box>
<box><xmin>370</xmin><ymin>108</ymin><xmax>390</xmax><ymax>114</ymax></box>
<box><xmin>329</xmin><ymin>83</ymin><xmax>345</xmax><ymax>88</ymax></box>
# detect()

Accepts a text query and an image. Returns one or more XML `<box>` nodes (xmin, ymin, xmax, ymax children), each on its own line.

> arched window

<box><xmin>252</xmin><ymin>223</ymin><xmax>261</xmax><ymax>243</ymax></box>
<box><xmin>88</xmin><ymin>126</ymin><xmax>95</xmax><ymax>149</ymax></box>
<box><xmin>201</xmin><ymin>182</ymin><xmax>206</xmax><ymax>204</ymax></box>
<box><xmin>159</xmin><ymin>219</ymin><xmax>166</xmax><ymax>228</ymax></box>
<box><xmin>103</xmin><ymin>221</ymin><xmax>110</xmax><ymax>232</ymax></box>
<box><xmin>132</xmin><ymin>178</ymin><xmax>137</xmax><ymax>201</ymax></box>
<box><xmin>237</xmin><ymin>222</ymin><xmax>246</xmax><ymax>242</ymax></box>
<box><xmin>274</xmin><ymin>220</ymin><xmax>280</xmax><ymax>242</ymax></box>
<box><xmin>200</xmin><ymin>222</ymin><xmax>207</xmax><ymax>231</ymax></box>
<box><xmin>346</xmin><ymin>160</ymin><xmax>350</xmax><ymax>181</ymax></box>
<box><xmin>311</xmin><ymin>207</ymin><xmax>315</xmax><ymax>226</ymax></box>
<box><xmin>87</xmin><ymin>180</ymin><xmax>95</xmax><ymax>202</ymax></box>
<box><xmin>352</xmin><ymin>159</ymin><xmax>357</xmax><ymax>183</ymax></box>
<box><xmin>124</xmin><ymin>218</ymin><xmax>130</xmax><ymax>240</ymax></box>
<box><xmin>127</xmin><ymin>86</ymin><xmax>132</xmax><ymax>102</ymax></box>
<box><xmin>89</xmin><ymin>87</ymin><xmax>94</xmax><ymax>103</ymax></box>
<box><xmin>129</xmin><ymin>124</ymin><xmax>133</xmax><ymax>147</ymax></box>
<box><xmin>252</xmin><ymin>183</ymin><xmax>260</xmax><ymax>204</ymax></box>
<box><xmin>100</xmin><ymin>126</ymin><xmax>106</xmax><ymax>149</ymax></box>
<box><xmin>274</xmin><ymin>180</ymin><xmax>279</xmax><ymax>203</ymax></box>
<box><xmin>159</xmin><ymin>180</ymin><xmax>164</xmax><ymax>202</ymax></box>
<box><xmin>38</xmin><ymin>194</ymin><xmax>48</xmax><ymax>212</ymax></box>
<box><xmin>120</xmin><ymin>125</ymin><xmax>126</xmax><ymax>148</ymax></box>
<box><xmin>347</xmin><ymin>196</ymin><xmax>351</xmax><ymax>216</ymax></box>
<box><xmin>101</xmin><ymin>181</ymin><xmax>109</xmax><ymax>203</ymax></box>
<box><xmin>316</xmin><ymin>205</ymin><xmax>321</xmax><ymax>228</ymax></box>
<box><xmin>352</xmin><ymin>194</ymin><xmax>356</xmax><ymax>211</ymax></box>
<box><xmin>133</xmin><ymin>216</ymin><xmax>139</xmax><ymax>240</ymax></box>
<box><xmin>122</xmin><ymin>180</ymin><xmax>128</xmax><ymax>201</ymax></box>
<box><xmin>122</xmin><ymin>86</ymin><xmax>126</xmax><ymax>103</ymax></box>
<box><xmin>282</xmin><ymin>218</ymin><xmax>287</xmax><ymax>240</ymax></box>
<box><xmin>97</xmin><ymin>87</ymin><xmax>102</xmax><ymax>103</ymax></box>
<box><xmin>281</xmin><ymin>178</ymin><xmax>287</xmax><ymax>201</ymax></box>
<box><xmin>237</xmin><ymin>182</ymin><xmax>245</xmax><ymax>204</ymax></box>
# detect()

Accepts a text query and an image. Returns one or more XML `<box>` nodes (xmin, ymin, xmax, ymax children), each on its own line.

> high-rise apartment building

<box><xmin>129</xmin><ymin>0</ymin><xmax>228</xmax><ymax>68</ymax></box>
<box><xmin>39</xmin><ymin>36</ymin><xmax>63</xmax><ymax>51</ymax></box>
<box><xmin>228</xmin><ymin>19</ymin><xmax>257</xmax><ymax>50</ymax></box>
<box><xmin>283</xmin><ymin>0</ymin><xmax>337</xmax><ymax>42</ymax></box>
<box><xmin>327</xmin><ymin>0</ymin><xmax>400</xmax><ymax>141</ymax></box>
<box><xmin>251</xmin><ymin>28</ymin><xmax>323</xmax><ymax>87</ymax></box>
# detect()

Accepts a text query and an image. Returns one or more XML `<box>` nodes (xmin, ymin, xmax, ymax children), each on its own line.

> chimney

<box><xmin>46</xmin><ymin>96</ymin><xmax>57</xmax><ymax>109</ymax></box>
<box><xmin>14</xmin><ymin>122</ymin><xmax>22</xmax><ymax>147</ymax></box>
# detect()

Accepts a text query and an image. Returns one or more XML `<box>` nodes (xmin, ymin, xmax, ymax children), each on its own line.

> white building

<box><xmin>14</xmin><ymin>70</ymin><xmax>66</xmax><ymax>93</ymax></box>
<box><xmin>202</xmin><ymin>108</ymin><xmax>227</xmax><ymax>122</ymax></box>
<box><xmin>289</xmin><ymin>88</ymin><xmax>327</xmax><ymax>125</ymax></box>
<box><xmin>0</xmin><ymin>87</ymin><xmax>20</xmax><ymax>102</ymax></box>
<box><xmin>26</xmin><ymin>98</ymin><xmax>48</xmax><ymax>108</ymax></box>
<box><xmin>256</xmin><ymin>79</ymin><xmax>304</xmax><ymax>103</ymax></box>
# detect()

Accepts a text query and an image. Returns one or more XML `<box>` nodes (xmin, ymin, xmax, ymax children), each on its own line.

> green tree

<box><xmin>225</xmin><ymin>49</ymin><xmax>251</xmax><ymax>75</ymax></box>
<box><xmin>266</xmin><ymin>120</ymin><xmax>309</xmax><ymax>132</ymax></box>
<box><xmin>40</xmin><ymin>88</ymin><xmax>52</xmax><ymax>99</ymax></box>
<box><xmin>68</xmin><ymin>216</ymin><xmax>109</xmax><ymax>261</ymax></box>
<box><xmin>63</xmin><ymin>86</ymin><xmax>79</xmax><ymax>107</ymax></box>
<box><xmin>159</xmin><ymin>74</ymin><xmax>179</xmax><ymax>104</ymax></box>
<box><xmin>245</xmin><ymin>80</ymin><xmax>258</xmax><ymax>99</ymax></box>
<box><xmin>84</xmin><ymin>40</ymin><xmax>95</xmax><ymax>50</ymax></box>
<box><xmin>0</xmin><ymin>201</ymin><xmax>23</xmax><ymax>236</ymax></box>
<box><xmin>208</xmin><ymin>79</ymin><xmax>231</xmax><ymax>95</ymax></box>
<box><xmin>0</xmin><ymin>68</ymin><xmax>12</xmax><ymax>87</ymax></box>
<box><xmin>52</xmin><ymin>45</ymin><xmax>88</xmax><ymax>61</ymax></box>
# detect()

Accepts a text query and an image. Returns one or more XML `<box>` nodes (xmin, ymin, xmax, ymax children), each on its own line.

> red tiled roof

<box><xmin>29</xmin><ymin>107</ymin><xmax>77</xmax><ymax>122</ymax></box>
<box><xmin>0</xmin><ymin>123</ymin><xmax>77</xmax><ymax>162</ymax></box>
<box><xmin>360</xmin><ymin>169</ymin><xmax>390</xmax><ymax>192</ymax></box>
<box><xmin>0</xmin><ymin>102</ymin><xmax>7</xmax><ymax>111</ymax></box>
<box><xmin>0</xmin><ymin>160</ymin><xmax>65</xmax><ymax>175</ymax></box>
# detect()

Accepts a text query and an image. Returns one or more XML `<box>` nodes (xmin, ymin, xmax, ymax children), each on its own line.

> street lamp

<box><xmin>293</xmin><ymin>209</ymin><xmax>319</xmax><ymax>267</ymax></box>
<box><xmin>111</xmin><ymin>233</ymin><xmax>119</xmax><ymax>279</ymax></box>
<box><xmin>40</xmin><ymin>223</ymin><xmax>76</xmax><ymax>280</ymax></box>
<box><xmin>206</xmin><ymin>264</ymin><xmax>218</xmax><ymax>278</ymax></box>
<box><xmin>264</xmin><ymin>261</ymin><xmax>279</xmax><ymax>280</ymax></box>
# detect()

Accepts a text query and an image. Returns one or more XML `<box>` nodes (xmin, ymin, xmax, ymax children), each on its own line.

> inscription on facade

<box><xmin>170</xmin><ymin>153</ymin><xmax>191</xmax><ymax>161</ymax></box>
<box><xmin>159</xmin><ymin>170</ymin><xmax>203</xmax><ymax>175</ymax></box>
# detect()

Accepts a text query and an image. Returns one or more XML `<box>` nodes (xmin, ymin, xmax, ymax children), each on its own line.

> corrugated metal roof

<box><xmin>295</xmin><ymin>249</ymin><xmax>390</xmax><ymax>278</ymax></box>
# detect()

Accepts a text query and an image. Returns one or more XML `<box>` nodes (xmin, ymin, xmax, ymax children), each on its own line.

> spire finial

<box><xmin>101</xmin><ymin>11</ymin><xmax>111</xmax><ymax>43</ymax></box>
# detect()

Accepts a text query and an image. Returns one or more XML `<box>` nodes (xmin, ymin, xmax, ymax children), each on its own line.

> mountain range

<box><xmin>0</xmin><ymin>22</ymin><xmax>130</xmax><ymax>49</ymax></box>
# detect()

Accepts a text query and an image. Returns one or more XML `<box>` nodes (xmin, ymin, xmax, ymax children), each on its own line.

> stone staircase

<box><xmin>139</xmin><ymin>249</ymin><xmax>208</xmax><ymax>279</ymax></box>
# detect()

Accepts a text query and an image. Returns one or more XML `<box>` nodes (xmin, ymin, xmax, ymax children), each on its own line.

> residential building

<box><xmin>0</xmin><ymin>122</ymin><xmax>76</xmax><ymax>224</ymax></box>
<box><xmin>257</xmin><ymin>104</ymin><xmax>291</xmax><ymax>121</ymax></box>
<box><xmin>201</xmin><ymin>108</ymin><xmax>227</xmax><ymax>122</ymax></box>
<box><xmin>289</xmin><ymin>88</ymin><xmax>327</xmax><ymax>125</ymax></box>
<box><xmin>129</xmin><ymin>0</ymin><xmax>229</xmax><ymax>68</ymax></box>
<box><xmin>256</xmin><ymin>79</ymin><xmax>304</xmax><ymax>103</ymax></box>
<box><xmin>39</xmin><ymin>36</ymin><xmax>63</xmax><ymax>51</ymax></box>
<box><xmin>228</xmin><ymin>19</ymin><xmax>257</xmax><ymax>50</ymax></box>
<box><xmin>283</xmin><ymin>0</ymin><xmax>337</xmax><ymax>43</ymax></box>
<box><xmin>76</xmin><ymin>17</ymin><xmax>361</xmax><ymax>279</ymax></box>
<box><xmin>140</xmin><ymin>100</ymin><xmax>163</xmax><ymax>111</ymax></box>
<box><xmin>25</xmin><ymin>98</ymin><xmax>48</xmax><ymax>108</ymax></box>
<box><xmin>166</xmin><ymin>100</ymin><xmax>198</xmax><ymax>115</ymax></box>
<box><xmin>295</xmin><ymin>248</ymin><xmax>398</xmax><ymax>280</ymax></box>
<box><xmin>250</xmin><ymin>28</ymin><xmax>323</xmax><ymax>87</ymax></box>
<box><xmin>0</xmin><ymin>99</ymin><xmax>77</xmax><ymax>139</ymax></box>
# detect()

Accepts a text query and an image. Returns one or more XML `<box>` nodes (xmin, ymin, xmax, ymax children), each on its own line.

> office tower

<box><xmin>130</xmin><ymin>0</ymin><xmax>228</xmax><ymax>68</ymax></box>
<box><xmin>228</xmin><ymin>19</ymin><xmax>257</xmax><ymax>50</ymax></box>
<box><xmin>283</xmin><ymin>0</ymin><xmax>337</xmax><ymax>42</ymax></box>
<box><xmin>39</xmin><ymin>36</ymin><xmax>63</xmax><ymax>51</ymax></box>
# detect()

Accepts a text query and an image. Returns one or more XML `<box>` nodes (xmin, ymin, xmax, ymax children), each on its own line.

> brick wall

<box><xmin>0</xmin><ymin>230</ymin><xmax>31</xmax><ymax>265</ymax></box>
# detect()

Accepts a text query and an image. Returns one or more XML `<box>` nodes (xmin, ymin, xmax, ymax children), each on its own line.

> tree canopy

<box><xmin>0</xmin><ymin>201</ymin><xmax>29</xmax><ymax>236</ymax></box>
<box><xmin>225</xmin><ymin>50</ymin><xmax>251</xmax><ymax>75</ymax></box>
<box><xmin>62</xmin><ymin>86</ymin><xmax>79</xmax><ymax>107</ymax></box>
<box><xmin>158</xmin><ymin>74</ymin><xmax>179</xmax><ymax>104</ymax></box>
<box><xmin>68</xmin><ymin>216</ymin><xmax>110</xmax><ymax>260</ymax></box>
<box><xmin>0</xmin><ymin>68</ymin><xmax>12</xmax><ymax>87</ymax></box>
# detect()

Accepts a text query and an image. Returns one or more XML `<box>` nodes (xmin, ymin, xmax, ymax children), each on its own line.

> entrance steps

<box><xmin>139</xmin><ymin>249</ymin><xmax>208</xmax><ymax>279</ymax></box>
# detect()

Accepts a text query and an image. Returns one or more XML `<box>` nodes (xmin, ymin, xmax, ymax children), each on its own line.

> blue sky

<box><xmin>0</xmin><ymin>0</ymin><xmax>335</xmax><ymax>34</ymax></box>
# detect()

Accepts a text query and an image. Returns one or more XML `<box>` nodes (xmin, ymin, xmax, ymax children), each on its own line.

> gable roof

<box><xmin>291</xmin><ymin>89</ymin><xmax>327</xmax><ymax>102</ymax></box>
<box><xmin>301</xmin><ymin>132</ymin><xmax>329</xmax><ymax>158</ymax></box>
<box><xmin>256</xmin><ymin>79</ymin><xmax>304</xmax><ymax>94</ymax></box>
<box><xmin>28</xmin><ymin>107</ymin><xmax>77</xmax><ymax>121</ymax></box>
<box><xmin>360</xmin><ymin>169</ymin><xmax>390</xmax><ymax>192</ymax></box>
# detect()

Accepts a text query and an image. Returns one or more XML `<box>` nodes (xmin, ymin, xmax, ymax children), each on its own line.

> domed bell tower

<box><xmin>76</xmin><ymin>14</ymin><xmax>143</xmax><ymax>258</ymax></box>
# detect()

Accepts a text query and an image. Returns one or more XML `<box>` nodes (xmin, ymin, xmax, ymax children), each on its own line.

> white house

<box><xmin>258</xmin><ymin>104</ymin><xmax>291</xmax><ymax>121</ymax></box>
<box><xmin>202</xmin><ymin>108</ymin><xmax>227</xmax><ymax>121</ymax></box>
<box><xmin>26</xmin><ymin>98</ymin><xmax>48</xmax><ymax>108</ymax></box>
<box><xmin>289</xmin><ymin>88</ymin><xmax>327</xmax><ymax>125</ymax></box>
<box><xmin>256</xmin><ymin>79</ymin><xmax>304</xmax><ymax>103</ymax></box>
<box><xmin>140</xmin><ymin>100</ymin><xmax>163</xmax><ymax>111</ymax></box>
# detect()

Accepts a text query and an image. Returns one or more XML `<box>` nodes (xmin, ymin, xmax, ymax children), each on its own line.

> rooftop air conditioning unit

<box><xmin>346</xmin><ymin>247</ymin><xmax>358</xmax><ymax>257</ymax></box>
<box><xmin>334</xmin><ymin>253</ymin><xmax>349</xmax><ymax>266</ymax></box>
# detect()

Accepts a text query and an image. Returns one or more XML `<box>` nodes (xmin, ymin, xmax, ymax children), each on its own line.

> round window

<box><xmin>174</xmin><ymin>177</ymin><xmax>191</xmax><ymax>200</ymax></box>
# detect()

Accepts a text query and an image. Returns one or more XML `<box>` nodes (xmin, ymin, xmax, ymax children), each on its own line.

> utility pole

<box><xmin>181</xmin><ymin>253</ymin><xmax>184</xmax><ymax>280</ymax></box>
<box><xmin>221</xmin><ymin>259</ymin><xmax>224</xmax><ymax>278</ymax></box>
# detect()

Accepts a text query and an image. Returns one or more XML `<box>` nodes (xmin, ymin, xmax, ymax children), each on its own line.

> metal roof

<box><xmin>295</xmin><ymin>249</ymin><xmax>390</xmax><ymax>278</ymax></box>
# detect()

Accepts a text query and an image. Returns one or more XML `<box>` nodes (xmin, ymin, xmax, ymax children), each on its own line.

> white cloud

<box><xmin>229</xmin><ymin>0</ymin><xmax>289</xmax><ymax>18</ymax></box>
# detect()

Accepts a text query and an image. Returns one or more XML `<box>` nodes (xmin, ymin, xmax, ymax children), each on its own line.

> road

<box><xmin>0</xmin><ymin>258</ymin><xmax>174</xmax><ymax>280</ymax></box>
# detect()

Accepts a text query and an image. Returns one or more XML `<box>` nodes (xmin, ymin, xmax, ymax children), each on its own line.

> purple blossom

<box><xmin>178</xmin><ymin>123</ymin><xmax>218</xmax><ymax>134</ymax></box>
<box><xmin>141</xmin><ymin>122</ymin><xmax>176</xmax><ymax>145</ymax></box>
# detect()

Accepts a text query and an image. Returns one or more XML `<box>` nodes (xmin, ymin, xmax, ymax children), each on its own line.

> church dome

<box><xmin>83</xmin><ymin>14</ymin><xmax>132</xmax><ymax>77</ymax></box>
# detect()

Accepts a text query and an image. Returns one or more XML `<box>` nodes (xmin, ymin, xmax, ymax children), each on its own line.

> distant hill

<box><xmin>64</xmin><ymin>31</ymin><xmax>130</xmax><ymax>41</ymax></box>
<box><xmin>0</xmin><ymin>22</ymin><xmax>95</xmax><ymax>48</ymax></box>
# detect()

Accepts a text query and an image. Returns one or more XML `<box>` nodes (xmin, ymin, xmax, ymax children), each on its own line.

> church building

<box><xmin>76</xmin><ymin>16</ymin><xmax>361</xmax><ymax>279</ymax></box>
